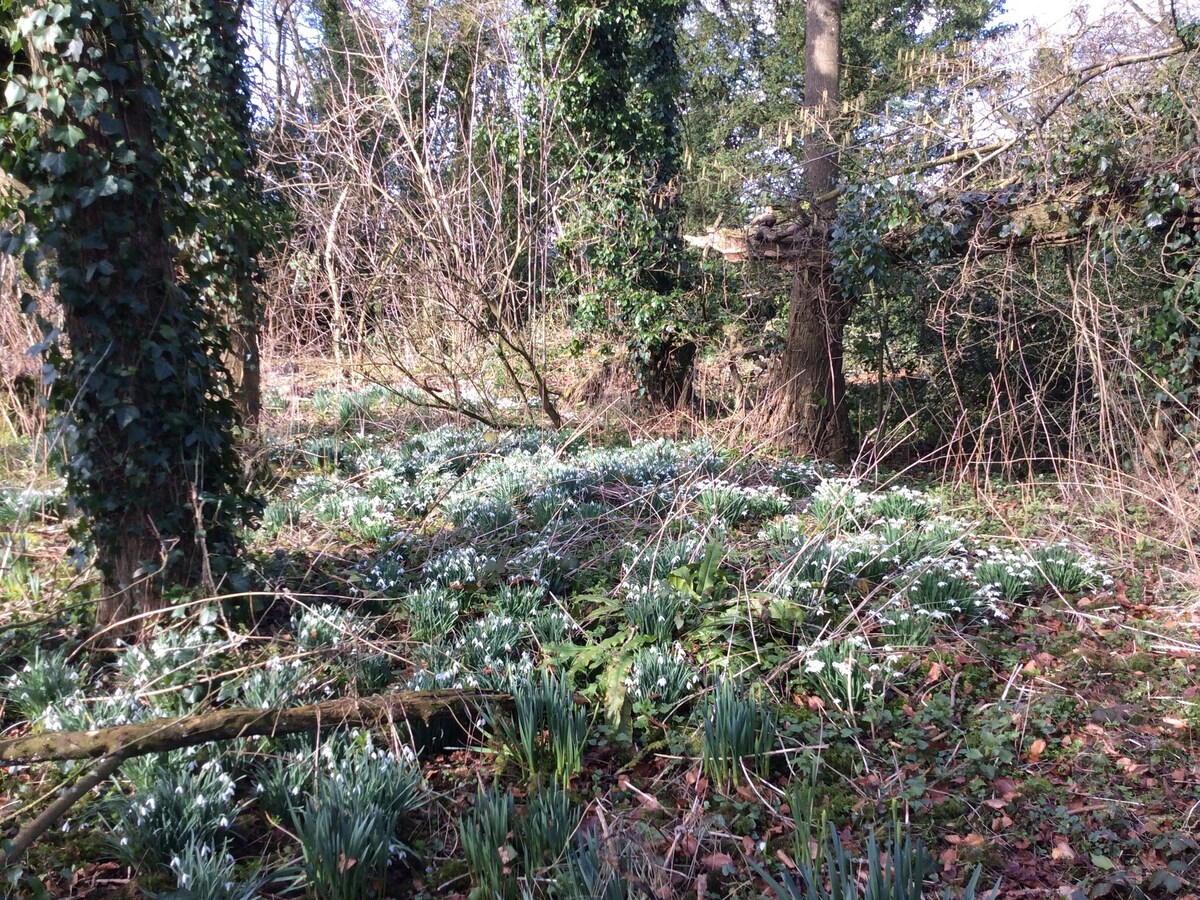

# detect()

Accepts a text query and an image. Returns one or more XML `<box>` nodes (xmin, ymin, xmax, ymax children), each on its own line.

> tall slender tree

<box><xmin>679</xmin><ymin>0</ymin><xmax>1003</xmax><ymax>457</ymax></box>
<box><xmin>769</xmin><ymin>0</ymin><xmax>853</xmax><ymax>460</ymax></box>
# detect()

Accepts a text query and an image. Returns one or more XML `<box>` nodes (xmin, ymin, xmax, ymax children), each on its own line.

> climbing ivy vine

<box><xmin>0</xmin><ymin>0</ymin><xmax>264</xmax><ymax>626</ymax></box>
<box><xmin>540</xmin><ymin>0</ymin><xmax>702</xmax><ymax>407</ymax></box>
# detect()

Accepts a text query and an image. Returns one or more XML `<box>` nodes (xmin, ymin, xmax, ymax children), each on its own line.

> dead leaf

<box><xmin>984</xmin><ymin>797</ymin><xmax>1008</xmax><ymax>810</ymax></box>
<box><xmin>700</xmin><ymin>852</ymin><xmax>734</xmax><ymax>871</ymax></box>
<box><xmin>776</xmin><ymin>849</ymin><xmax>798</xmax><ymax>870</ymax></box>
<box><xmin>1051</xmin><ymin>839</ymin><xmax>1076</xmax><ymax>861</ymax></box>
<box><xmin>924</xmin><ymin>661</ymin><xmax>944</xmax><ymax>684</ymax></box>
<box><xmin>940</xmin><ymin>847</ymin><xmax>958</xmax><ymax>871</ymax></box>
<box><xmin>947</xmin><ymin>834</ymin><xmax>987</xmax><ymax>849</ymax></box>
<box><xmin>993</xmin><ymin>777</ymin><xmax>1020</xmax><ymax>801</ymax></box>
<box><xmin>1027</xmin><ymin>738</ymin><xmax>1048</xmax><ymax>762</ymax></box>
<box><xmin>1116</xmin><ymin>757</ymin><xmax>1149</xmax><ymax>777</ymax></box>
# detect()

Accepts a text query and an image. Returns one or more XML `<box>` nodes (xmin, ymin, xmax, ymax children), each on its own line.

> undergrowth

<box><xmin>0</xmin><ymin>388</ymin><xmax>1195</xmax><ymax>898</ymax></box>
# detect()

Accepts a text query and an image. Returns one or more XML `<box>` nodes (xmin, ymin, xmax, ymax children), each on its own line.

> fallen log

<box><xmin>0</xmin><ymin>689</ymin><xmax>507</xmax><ymax>765</ymax></box>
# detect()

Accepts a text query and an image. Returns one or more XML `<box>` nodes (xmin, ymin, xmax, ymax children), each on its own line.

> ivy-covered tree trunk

<box><xmin>549</xmin><ymin>0</ymin><xmax>693</xmax><ymax>409</ymax></box>
<box><xmin>2</xmin><ymin>0</ymin><xmax>262</xmax><ymax>632</ymax></box>
<box><xmin>768</xmin><ymin>0</ymin><xmax>855</xmax><ymax>462</ymax></box>
<box><xmin>57</xmin><ymin>4</ymin><xmax>191</xmax><ymax>626</ymax></box>
<box><xmin>208</xmin><ymin>0</ymin><xmax>265</xmax><ymax>427</ymax></box>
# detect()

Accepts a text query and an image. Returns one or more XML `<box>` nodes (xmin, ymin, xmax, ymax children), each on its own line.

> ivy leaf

<box><xmin>39</xmin><ymin>152</ymin><xmax>68</xmax><ymax>177</ymax></box>
<box><xmin>49</xmin><ymin>123</ymin><xmax>85</xmax><ymax>147</ymax></box>
<box><xmin>4</xmin><ymin>81</ymin><xmax>27</xmax><ymax>107</ymax></box>
<box><xmin>45</xmin><ymin>90</ymin><xmax>65</xmax><ymax>116</ymax></box>
<box><xmin>114</xmin><ymin>405</ymin><xmax>140</xmax><ymax>429</ymax></box>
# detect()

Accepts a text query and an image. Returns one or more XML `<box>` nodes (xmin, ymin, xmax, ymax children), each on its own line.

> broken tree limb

<box><xmin>0</xmin><ymin>689</ymin><xmax>508</xmax><ymax>765</ymax></box>
<box><xmin>0</xmin><ymin>754</ymin><xmax>126</xmax><ymax>869</ymax></box>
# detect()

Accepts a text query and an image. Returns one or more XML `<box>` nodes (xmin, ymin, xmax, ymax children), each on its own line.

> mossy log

<box><xmin>0</xmin><ymin>689</ymin><xmax>507</xmax><ymax>765</ymax></box>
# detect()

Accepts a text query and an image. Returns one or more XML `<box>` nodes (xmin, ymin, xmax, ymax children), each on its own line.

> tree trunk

<box><xmin>225</xmin><ymin>315</ymin><xmax>261</xmax><ymax>427</ymax></box>
<box><xmin>767</xmin><ymin>0</ymin><xmax>854</xmax><ymax>462</ymax></box>
<box><xmin>645</xmin><ymin>339</ymin><xmax>697</xmax><ymax>409</ymax></box>
<box><xmin>62</xmin><ymin>33</ymin><xmax>183</xmax><ymax>632</ymax></box>
<box><xmin>771</xmin><ymin>248</ymin><xmax>853</xmax><ymax>461</ymax></box>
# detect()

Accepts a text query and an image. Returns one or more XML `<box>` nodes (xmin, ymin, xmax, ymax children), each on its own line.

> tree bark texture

<box><xmin>769</xmin><ymin>0</ymin><xmax>855</xmax><ymax>461</ymax></box>
<box><xmin>772</xmin><ymin>247</ymin><xmax>854</xmax><ymax>461</ymax></box>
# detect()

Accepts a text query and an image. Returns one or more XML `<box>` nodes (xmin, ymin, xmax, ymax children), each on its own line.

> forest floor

<box><xmin>0</xmin><ymin>379</ymin><xmax>1197</xmax><ymax>899</ymax></box>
